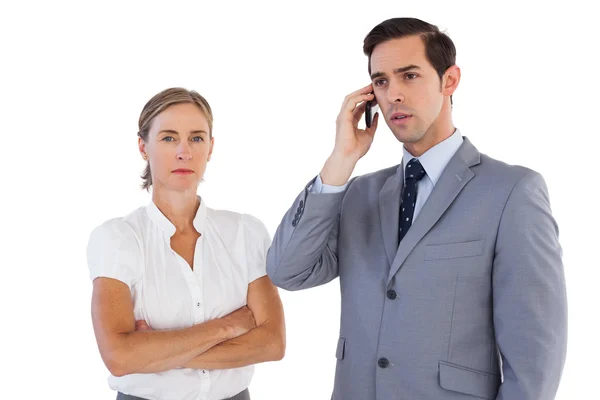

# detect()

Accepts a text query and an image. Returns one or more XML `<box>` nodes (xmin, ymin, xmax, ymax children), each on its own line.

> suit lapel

<box><xmin>379</xmin><ymin>164</ymin><xmax>404</xmax><ymax>267</ymax></box>
<box><xmin>386</xmin><ymin>137</ymin><xmax>481</xmax><ymax>283</ymax></box>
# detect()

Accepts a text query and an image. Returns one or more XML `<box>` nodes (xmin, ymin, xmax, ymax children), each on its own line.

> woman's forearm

<box><xmin>181</xmin><ymin>321</ymin><xmax>285</xmax><ymax>370</ymax></box>
<box><xmin>106</xmin><ymin>319</ymin><xmax>231</xmax><ymax>376</ymax></box>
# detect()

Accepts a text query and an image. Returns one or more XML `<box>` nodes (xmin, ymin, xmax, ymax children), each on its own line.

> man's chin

<box><xmin>391</xmin><ymin>129</ymin><xmax>423</xmax><ymax>145</ymax></box>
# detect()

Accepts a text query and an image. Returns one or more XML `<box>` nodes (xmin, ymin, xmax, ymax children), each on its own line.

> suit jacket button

<box><xmin>292</xmin><ymin>219</ymin><xmax>297</xmax><ymax>227</ymax></box>
<box><xmin>378</xmin><ymin>357</ymin><xmax>389</xmax><ymax>368</ymax></box>
<box><xmin>386</xmin><ymin>290</ymin><xmax>397</xmax><ymax>300</ymax></box>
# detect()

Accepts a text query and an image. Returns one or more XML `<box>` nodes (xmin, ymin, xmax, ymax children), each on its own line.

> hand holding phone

<box><xmin>321</xmin><ymin>85</ymin><xmax>377</xmax><ymax>186</ymax></box>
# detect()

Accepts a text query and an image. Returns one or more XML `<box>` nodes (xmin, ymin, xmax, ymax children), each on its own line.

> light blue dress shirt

<box><xmin>311</xmin><ymin>128</ymin><xmax>464</xmax><ymax>222</ymax></box>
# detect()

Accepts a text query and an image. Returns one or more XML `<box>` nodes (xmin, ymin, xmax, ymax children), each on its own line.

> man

<box><xmin>266</xmin><ymin>17</ymin><xmax>567</xmax><ymax>400</ymax></box>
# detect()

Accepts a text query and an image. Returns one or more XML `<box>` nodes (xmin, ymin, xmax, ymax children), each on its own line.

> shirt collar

<box><xmin>402</xmin><ymin>128</ymin><xmax>464</xmax><ymax>185</ymax></box>
<box><xmin>145</xmin><ymin>195</ymin><xmax>207</xmax><ymax>238</ymax></box>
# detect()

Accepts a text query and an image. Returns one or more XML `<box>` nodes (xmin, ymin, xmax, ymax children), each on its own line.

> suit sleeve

<box><xmin>493</xmin><ymin>170</ymin><xmax>567</xmax><ymax>400</ymax></box>
<box><xmin>266</xmin><ymin>176</ymin><xmax>352</xmax><ymax>291</ymax></box>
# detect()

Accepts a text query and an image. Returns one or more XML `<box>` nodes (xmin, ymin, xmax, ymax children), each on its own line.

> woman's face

<box><xmin>139</xmin><ymin>102</ymin><xmax>214</xmax><ymax>193</ymax></box>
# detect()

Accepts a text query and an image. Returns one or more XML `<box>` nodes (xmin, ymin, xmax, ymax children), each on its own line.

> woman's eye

<box><xmin>192</xmin><ymin>136</ymin><xmax>203</xmax><ymax>142</ymax></box>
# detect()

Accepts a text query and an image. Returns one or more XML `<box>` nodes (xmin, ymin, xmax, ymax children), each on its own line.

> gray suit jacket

<box><xmin>266</xmin><ymin>137</ymin><xmax>567</xmax><ymax>400</ymax></box>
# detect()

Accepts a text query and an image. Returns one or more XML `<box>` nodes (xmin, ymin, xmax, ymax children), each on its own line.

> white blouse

<box><xmin>86</xmin><ymin>196</ymin><xmax>271</xmax><ymax>400</ymax></box>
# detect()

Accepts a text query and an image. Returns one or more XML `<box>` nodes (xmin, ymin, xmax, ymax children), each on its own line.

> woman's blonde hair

<box><xmin>137</xmin><ymin>87</ymin><xmax>213</xmax><ymax>191</ymax></box>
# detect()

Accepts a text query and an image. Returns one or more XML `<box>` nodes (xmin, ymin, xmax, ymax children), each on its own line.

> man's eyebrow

<box><xmin>370</xmin><ymin>64</ymin><xmax>422</xmax><ymax>80</ymax></box>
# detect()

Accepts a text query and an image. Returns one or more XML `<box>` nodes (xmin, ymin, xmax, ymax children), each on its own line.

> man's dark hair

<box><xmin>364</xmin><ymin>18</ymin><xmax>457</xmax><ymax>102</ymax></box>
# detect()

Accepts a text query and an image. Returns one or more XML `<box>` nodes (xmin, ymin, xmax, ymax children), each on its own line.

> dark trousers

<box><xmin>116</xmin><ymin>388</ymin><xmax>250</xmax><ymax>400</ymax></box>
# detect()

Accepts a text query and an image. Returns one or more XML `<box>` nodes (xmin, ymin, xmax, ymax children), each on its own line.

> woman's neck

<box><xmin>152</xmin><ymin>187</ymin><xmax>200</xmax><ymax>234</ymax></box>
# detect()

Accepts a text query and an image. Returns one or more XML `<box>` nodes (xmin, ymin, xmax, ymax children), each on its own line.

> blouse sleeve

<box><xmin>242</xmin><ymin>214</ymin><xmax>272</xmax><ymax>285</ymax></box>
<box><xmin>86</xmin><ymin>218</ymin><xmax>143</xmax><ymax>289</ymax></box>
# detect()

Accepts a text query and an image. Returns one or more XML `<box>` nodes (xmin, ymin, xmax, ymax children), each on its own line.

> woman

<box><xmin>86</xmin><ymin>87</ymin><xmax>285</xmax><ymax>400</ymax></box>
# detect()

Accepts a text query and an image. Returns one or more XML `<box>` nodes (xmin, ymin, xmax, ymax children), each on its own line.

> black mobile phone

<box><xmin>365</xmin><ymin>96</ymin><xmax>379</xmax><ymax>128</ymax></box>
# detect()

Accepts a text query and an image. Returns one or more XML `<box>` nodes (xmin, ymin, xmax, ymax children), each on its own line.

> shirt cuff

<box><xmin>311</xmin><ymin>174</ymin><xmax>348</xmax><ymax>194</ymax></box>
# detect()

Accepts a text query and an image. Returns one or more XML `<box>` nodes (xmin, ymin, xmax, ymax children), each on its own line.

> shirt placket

<box><xmin>191</xmin><ymin>234</ymin><xmax>210</xmax><ymax>399</ymax></box>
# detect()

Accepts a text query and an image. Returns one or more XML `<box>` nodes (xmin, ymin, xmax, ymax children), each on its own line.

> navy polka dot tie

<box><xmin>399</xmin><ymin>158</ymin><xmax>426</xmax><ymax>244</ymax></box>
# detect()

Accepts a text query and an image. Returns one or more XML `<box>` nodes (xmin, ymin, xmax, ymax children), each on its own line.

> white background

<box><xmin>1</xmin><ymin>0</ymin><xmax>598</xmax><ymax>399</ymax></box>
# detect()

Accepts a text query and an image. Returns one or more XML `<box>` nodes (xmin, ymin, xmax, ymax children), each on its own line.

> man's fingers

<box><xmin>341</xmin><ymin>84</ymin><xmax>373</xmax><ymax>111</ymax></box>
<box><xmin>341</xmin><ymin>93</ymin><xmax>374</xmax><ymax>120</ymax></box>
<box><xmin>352</xmin><ymin>101</ymin><xmax>368</xmax><ymax>124</ymax></box>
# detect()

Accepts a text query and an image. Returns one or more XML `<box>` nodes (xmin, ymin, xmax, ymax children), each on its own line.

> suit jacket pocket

<box><xmin>439</xmin><ymin>361</ymin><xmax>500</xmax><ymax>399</ymax></box>
<box><xmin>425</xmin><ymin>240</ymin><xmax>484</xmax><ymax>261</ymax></box>
<box><xmin>335</xmin><ymin>336</ymin><xmax>346</xmax><ymax>360</ymax></box>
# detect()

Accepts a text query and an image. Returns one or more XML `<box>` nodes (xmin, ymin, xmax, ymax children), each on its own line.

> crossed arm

<box><xmin>180</xmin><ymin>276</ymin><xmax>285</xmax><ymax>370</ymax></box>
<box><xmin>91</xmin><ymin>275</ymin><xmax>285</xmax><ymax>376</ymax></box>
